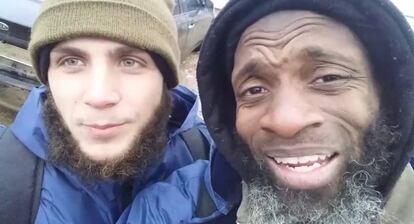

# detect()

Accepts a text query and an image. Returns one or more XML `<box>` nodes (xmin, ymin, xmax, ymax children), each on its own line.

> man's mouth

<box><xmin>85</xmin><ymin>123</ymin><xmax>125</xmax><ymax>130</ymax></box>
<box><xmin>264</xmin><ymin>152</ymin><xmax>342</xmax><ymax>190</ymax></box>
<box><xmin>271</xmin><ymin>153</ymin><xmax>336</xmax><ymax>173</ymax></box>
<box><xmin>83</xmin><ymin>122</ymin><xmax>126</xmax><ymax>139</ymax></box>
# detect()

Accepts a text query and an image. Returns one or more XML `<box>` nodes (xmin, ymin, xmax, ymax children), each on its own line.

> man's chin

<box><xmin>81</xmin><ymin>151</ymin><xmax>126</xmax><ymax>164</ymax></box>
<box><xmin>79</xmin><ymin>143</ymin><xmax>131</xmax><ymax>162</ymax></box>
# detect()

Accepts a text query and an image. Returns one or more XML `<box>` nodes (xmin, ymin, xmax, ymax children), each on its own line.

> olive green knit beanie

<box><xmin>29</xmin><ymin>0</ymin><xmax>180</xmax><ymax>88</ymax></box>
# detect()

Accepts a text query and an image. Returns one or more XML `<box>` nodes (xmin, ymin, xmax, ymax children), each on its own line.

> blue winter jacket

<box><xmin>10</xmin><ymin>85</ymin><xmax>239</xmax><ymax>224</ymax></box>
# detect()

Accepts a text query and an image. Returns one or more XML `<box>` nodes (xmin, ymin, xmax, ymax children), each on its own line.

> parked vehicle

<box><xmin>175</xmin><ymin>0</ymin><xmax>214</xmax><ymax>56</ymax></box>
<box><xmin>0</xmin><ymin>0</ymin><xmax>214</xmax><ymax>121</ymax></box>
<box><xmin>0</xmin><ymin>0</ymin><xmax>213</xmax><ymax>58</ymax></box>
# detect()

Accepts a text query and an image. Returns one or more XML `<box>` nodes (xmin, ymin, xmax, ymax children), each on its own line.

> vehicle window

<box><xmin>173</xmin><ymin>0</ymin><xmax>181</xmax><ymax>15</ymax></box>
<box><xmin>181</xmin><ymin>0</ymin><xmax>201</xmax><ymax>13</ymax></box>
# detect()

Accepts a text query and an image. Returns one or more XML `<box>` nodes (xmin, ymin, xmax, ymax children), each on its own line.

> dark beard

<box><xmin>44</xmin><ymin>90</ymin><xmax>171</xmax><ymax>182</ymax></box>
<box><xmin>242</xmin><ymin>116</ymin><xmax>400</xmax><ymax>224</ymax></box>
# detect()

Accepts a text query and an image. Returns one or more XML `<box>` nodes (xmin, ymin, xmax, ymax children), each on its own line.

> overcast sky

<box><xmin>211</xmin><ymin>0</ymin><xmax>229</xmax><ymax>9</ymax></box>
<box><xmin>392</xmin><ymin>0</ymin><xmax>414</xmax><ymax>16</ymax></box>
<box><xmin>382</xmin><ymin>0</ymin><xmax>414</xmax><ymax>26</ymax></box>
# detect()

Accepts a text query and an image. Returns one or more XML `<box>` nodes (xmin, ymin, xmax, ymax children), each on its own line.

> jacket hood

<box><xmin>197</xmin><ymin>0</ymin><xmax>414</xmax><ymax>200</ymax></box>
<box><xmin>11</xmin><ymin>86</ymin><xmax>49</xmax><ymax>160</ymax></box>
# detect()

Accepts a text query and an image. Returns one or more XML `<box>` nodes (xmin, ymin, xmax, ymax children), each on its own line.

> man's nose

<box><xmin>259</xmin><ymin>87</ymin><xmax>324</xmax><ymax>138</ymax></box>
<box><xmin>83</xmin><ymin>67</ymin><xmax>121</xmax><ymax>109</ymax></box>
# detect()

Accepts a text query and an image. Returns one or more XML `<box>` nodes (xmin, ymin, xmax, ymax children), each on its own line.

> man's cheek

<box><xmin>236</xmin><ymin>111</ymin><xmax>255</xmax><ymax>142</ymax></box>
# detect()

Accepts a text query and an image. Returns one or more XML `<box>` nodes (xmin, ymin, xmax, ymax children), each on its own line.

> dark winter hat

<box><xmin>197</xmin><ymin>0</ymin><xmax>414</xmax><ymax>199</ymax></box>
<box><xmin>29</xmin><ymin>0</ymin><xmax>180</xmax><ymax>89</ymax></box>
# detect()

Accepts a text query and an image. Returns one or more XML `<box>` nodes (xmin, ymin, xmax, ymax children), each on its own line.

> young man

<box><xmin>197</xmin><ymin>0</ymin><xmax>414</xmax><ymax>223</ymax></box>
<box><xmin>0</xmin><ymin>0</ymin><xmax>234</xmax><ymax>223</ymax></box>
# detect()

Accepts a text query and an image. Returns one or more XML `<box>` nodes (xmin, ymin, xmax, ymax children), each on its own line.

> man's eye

<box><xmin>313</xmin><ymin>74</ymin><xmax>348</xmax><ymax>84</ymax></box>
<box><xmin>310</xmin><ymin>73</ymin><xmax>354</xmax><ymax>93</ymax></box>
<box><xmin>244</xmin><ymin>86</ymin><xmax>267</xmax><ymax>96</ymax></box>
<box><xmin>120</xmin><ymin>58</ymin><xmax>143</xmax><ymax>68</ymax></box>
<box><xmin>62</xmin><ymin>57</ymin><xmax>83</xmax><ymax>66</ymax></box>
<box><xmin>122</xmin><ymin>59</ymin><xmax>136</xmax><ymax>67</ymax></box>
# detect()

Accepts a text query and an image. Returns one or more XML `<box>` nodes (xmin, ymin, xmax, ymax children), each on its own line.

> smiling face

<box><xmin>48</xmin><ymin>37</ymin><xmax>165</xmax><ymax>162</ymax></box>
<box><xmin>232</xmin><ymin>10</ymin><xmax>380</xmax><ymax>192</ymax></box>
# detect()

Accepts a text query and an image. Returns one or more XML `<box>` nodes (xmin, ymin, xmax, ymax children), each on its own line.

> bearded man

<box><xmin>0</xmin><ymin>0</ymin><xmax>228</xmax><ymax>223</ymax></box>
<box><xmin>196</xmin><ymin>0</ymin><xmax>414</xmax><ymax>223</ymax></box>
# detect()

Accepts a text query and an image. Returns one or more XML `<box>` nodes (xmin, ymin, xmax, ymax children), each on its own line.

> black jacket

<box><xmin>197</xmin><ymin>0</ymin><xmax>414</xmax><ymax>210</ymax></box>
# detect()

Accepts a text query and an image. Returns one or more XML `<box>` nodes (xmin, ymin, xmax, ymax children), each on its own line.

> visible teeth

<box><xmin>287</xmin><ymin>162</ymin><xmax>322</xmax><ymax>173</ymax></box>
<box><xmin>311</xmin><ymin>162</ymin><xmax>322</xmax><ymax>169</ymax></box>
<box><xmin>274</xmin><ymin>158</ymin><xmax>282</xmax><ymax>163</ymax></box>
<box><xmin>273</xmin><ymin>154</ymin><xmax>332</xmax><ymax>165</ymax></box>
<box><xmin>285</xmin><ymin>157</ymin><xmax>298</xmax><ymax>164</ymax></box>
<box><xmin>319</xmin><ymin>154</ymin><xmax>327</xmax><ymax>161</ymax></box>
<box><xmin>297</xmin><ymin>155</ymin><xmax>319</xmax><ymax>164</ymax></box>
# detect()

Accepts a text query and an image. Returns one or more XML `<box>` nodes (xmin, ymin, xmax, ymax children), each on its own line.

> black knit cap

<box><xmin>197</xmin><ymin>0</ymin><xmax>414</xmax><ymax>201</ymax></box>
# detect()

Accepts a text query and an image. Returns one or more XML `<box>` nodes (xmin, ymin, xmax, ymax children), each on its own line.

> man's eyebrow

<box><xmin>304</xmin><ymin>47</ymin><xmax>354</xmax><ymax>64</ymax></box>
<box><xmin>232</xmin><ymin>60</ymin><xmax>271</xmax><ymax>87</ymax></box>
<box><xmin>109</xmin><ymin>46</ymin><xmax>146</xmax><ymax>57</ymax></box>
<box><xmin>50</xmin><ymin>46</ymin><xmax>87</xmax><ymax>58</ymax></box>
<box><xmin>234</xmin><ymin>61</ymin><xmax>261</xmax><ymax>78</ymax></box>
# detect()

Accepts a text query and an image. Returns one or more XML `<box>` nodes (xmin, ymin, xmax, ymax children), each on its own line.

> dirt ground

<box><xmin>0</xmin><ymin>83</ymin><xmax>28</xmax><ymax>125</ymax></box>
<box><xmin>0</xmin><ymin>106</ymin><xmax>15</xmax><ymax>125</ymax></box>
<box><xmin>0</xmin><ymin>52</ymin><xmax>201</xmax><ymax>126</ymax></box>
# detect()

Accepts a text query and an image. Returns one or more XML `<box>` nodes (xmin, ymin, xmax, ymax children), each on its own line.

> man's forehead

<box><xmin>232</xmin><ymin>10</ymin><xmax>371</xmax><ymax>82</ymax></box>
<box><xmin>235</xmin><ymin>10</ymin><xmax>364</xmax><ymax>60</ymax></box>
<box><xmin>243</xmin><ymin>10</ymin><xmax>333</xmax><ymax>33</ymax></box>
